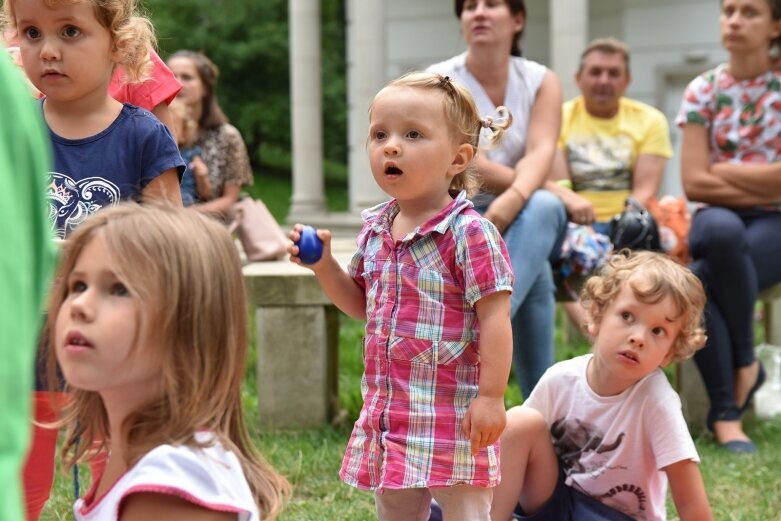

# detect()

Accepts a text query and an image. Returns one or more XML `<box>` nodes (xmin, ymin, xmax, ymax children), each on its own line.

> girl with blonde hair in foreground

<box><xmin>47</xmin><ymin>205</ymin><xmax>289</xmax><ymax>520</ymax></box>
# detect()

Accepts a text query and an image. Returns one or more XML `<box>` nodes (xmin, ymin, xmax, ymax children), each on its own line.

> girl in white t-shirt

<box><xmin>44</xmin><ymin>204</ymin><xmax>290</xmax><ymax>520</ymax></box>
<box><xmin>491</xmin><ymin>251</ymin><xmax>712</xmax><ymax>521</ymax></box>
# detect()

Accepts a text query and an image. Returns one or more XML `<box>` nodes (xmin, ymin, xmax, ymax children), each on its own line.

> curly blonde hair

<box><xmin>169</xmin><ymin>98</ymin><xmax>198</xmax><ymax>147</ymax></box>
<box><xmin>580</xmin><ymin>250</ymin><xmax>707</xmax><ymax>363</ymax></box>
<box><xmin>1</xmin><ymin>0</ymin><xmax>155</xmax><ymax>82</ymax></box>
<box><xmin>370</xmin><ymin>71</ymin><xmax>513</xmax><ymax>198</ymax></box>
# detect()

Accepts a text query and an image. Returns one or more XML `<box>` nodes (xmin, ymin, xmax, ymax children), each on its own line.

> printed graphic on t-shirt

<box><xmin>552</xmin><ymin>416</ymin><xmax>647</xmax><ymax>520</ymax></box>
<box><xmin>47</xmin><ymin>172</ymin><xmax>120</xmax><ymax>238</ymax></box>
<box><xmin>565</xmin><ymin>135</ymin><xmax>633</xmax><ymax>193</ymax></box>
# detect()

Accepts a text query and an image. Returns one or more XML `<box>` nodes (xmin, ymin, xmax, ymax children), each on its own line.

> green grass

<box><xmin>42</xmin><ymin>312</ymin><xmax>781</xmax><ymax>520</ymax></box>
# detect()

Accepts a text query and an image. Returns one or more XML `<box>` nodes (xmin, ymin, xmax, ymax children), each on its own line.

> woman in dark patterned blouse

<box><xmin>168</xmin><ymin>50</ymin><xmax>253</xmax><ymax>217</ymax></box>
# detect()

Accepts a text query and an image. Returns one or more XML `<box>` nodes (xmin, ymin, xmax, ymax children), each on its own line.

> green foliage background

<box><xmin>143</xmin><ymin>0</ymin><xmax>347</xmax><ymax>179</ymax></box>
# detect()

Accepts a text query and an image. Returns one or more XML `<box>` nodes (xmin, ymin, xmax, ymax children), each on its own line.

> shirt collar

<box><xmin>361</xmin><ymin>191</ymin><xmax>473</xmax><ymax>241</ymax></box>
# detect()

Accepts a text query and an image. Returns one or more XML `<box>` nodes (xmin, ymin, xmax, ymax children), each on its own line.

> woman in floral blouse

<box><xmin>168</xmin><ymin>50</ymin><xmax>253</xmax><ymax>217</ymax></box>
<box><xmin>676</xmin><ymin>0</ymin><xmax>781</xmax><ymax>454</ymax></box>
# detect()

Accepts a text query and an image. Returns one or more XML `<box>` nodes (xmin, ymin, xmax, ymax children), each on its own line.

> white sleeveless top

<box><xmin>73</xmin><ymin>432</ymin><xmax>259</xmax><ymax>520</ymax></box>
<box><xmin>427</xmin><ymin>52</ymin><xmax>548</xmax><ymax>169</ymax></box>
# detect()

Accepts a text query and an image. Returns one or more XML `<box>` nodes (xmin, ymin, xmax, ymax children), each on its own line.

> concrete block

<box><xmin>760</xmin><ymin>283</ymin><xmax>781</xmax><ymax>345</ymax></box>
<box><xmin>243</xmin><ymin>240</ymin><xmax>354</xmax><ymax>429</ymax></box>
<box><xmin>243</xmin><ymin>262</ymin><xmax>333</xmax><ymax>307</ymax></box>
<box><xmin>679</xmin><ymin>282</ymin><xmax>781</xmax><ymax>431</ymax></box>
<box><xmin>256</xmin><ymin>304</ymin><xmax>339</xmax><ymax>428</ymax></box>
<box><xmin>677</xmin><ymin>358</ymin><xmax>709</xmax><ymax>432</ymax></box>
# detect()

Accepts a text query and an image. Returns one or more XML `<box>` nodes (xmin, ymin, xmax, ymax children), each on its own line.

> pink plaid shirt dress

<box><xmin>340</xmin><ymin>191</ymin><xmax>514</xmax><ymax>491</ymax></box>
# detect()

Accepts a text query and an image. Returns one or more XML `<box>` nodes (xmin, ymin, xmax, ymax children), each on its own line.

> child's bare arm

<box><xmin>288</xmin><ymin>226</ymin><xmax>367</xmax><ymax>320</ymax></box>
<box><xmin>151</xmin><ymin>102</ymin><xmax>177</xmax><ymax>140</ymax></box>
<box><xmin>143</xmin><ymin>168</ymin><xmax>183</xmax><ymax>207</ymax></box>
<box><xmin>190</xmin><ymin>156</ymin><xmax>212</xmax><ymax>199</ymax></box>
<box><xmin>665</xmin><ymin>459</ymin><xmax>712</xmax><ymax>521</ymax></box>
<box><xmin>463</xmin><ymin>291</ymin><xmax>512</xmax><ymax>455</ymax></box>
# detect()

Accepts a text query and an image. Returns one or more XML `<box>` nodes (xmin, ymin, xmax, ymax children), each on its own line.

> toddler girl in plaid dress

<box><xmin>289</xmin><ymin>71</ymin><xmax>515</xmax><ymax>521</ymax></box>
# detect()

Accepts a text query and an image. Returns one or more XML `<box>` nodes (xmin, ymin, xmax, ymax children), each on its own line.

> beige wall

<box><xmin>376</xmin><ymin>0</ymin><xmax>727</xmax><ymax>197</ymax></box>
<box><xmin>383</xmin><ymin>0</ymin><xmax>725</xmax><ymax>103</ymax></box>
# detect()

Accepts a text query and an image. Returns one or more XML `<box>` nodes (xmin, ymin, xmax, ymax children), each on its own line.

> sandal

<box><xmin>705</xmin><ymin>407</ymin><xmax>757</xmax><ymax>454</ymax></box>
<box><xmin>721</xmin><ymin>439</ymin><xmax>757</xmax><ymax>454</ymax></box>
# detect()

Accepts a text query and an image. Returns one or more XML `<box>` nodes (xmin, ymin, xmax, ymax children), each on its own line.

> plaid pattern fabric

<box><xmin>340</xmin><ymin>192</ymin><xmax>514</xmax><ymax>490</ymax></box>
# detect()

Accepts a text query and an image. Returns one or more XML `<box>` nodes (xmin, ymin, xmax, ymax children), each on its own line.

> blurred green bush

<box><xmin>145</xmin><ymin>0</ymin><xmax>347</xmax><ymax>182</ymax></box>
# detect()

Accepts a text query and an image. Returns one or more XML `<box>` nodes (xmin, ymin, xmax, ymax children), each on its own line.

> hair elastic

<box><xmin>438</xmin><ymin>74</ymin><xmax>456</xmax><ymax>94</ymax></box>
<box><xmin>481</xmin><ymin>116</ymin><xmax>493</xmax><ymax>128</ymax></box>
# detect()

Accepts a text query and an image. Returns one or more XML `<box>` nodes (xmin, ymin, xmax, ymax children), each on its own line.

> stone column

<box><xmin>346</xmin><ymin>0</ymin><xmax>387</xmax><ymax>213</ymax></box>
<box><xmin>550</xmin><ymin>0</ymin><xmax>588</xmax><ymax>101</ymax></box>
<box><xmin>288</xmin><ymin>0</ymin><xmax>326</xmax><ymax>219</ymax></box>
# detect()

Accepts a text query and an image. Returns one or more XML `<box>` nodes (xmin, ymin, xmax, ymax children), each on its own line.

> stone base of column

<box><xmin>677</xmin><ymin>358</ymin><xmax>709</xmax><ymax>433</ymax></box>
<box><xmin>245</xmin><ymin>260</ymin><xmax>340</xmax><ymax>429</ymax></box>
<box><xmin>256</xmin><ymin>305</ymin><xmax>339</xmax><ymax>428</ymax></box>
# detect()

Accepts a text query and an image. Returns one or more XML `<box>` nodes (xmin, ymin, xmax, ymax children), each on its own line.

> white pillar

<box><xmin>550</xmin><ymin>0</ymin><xmax>588</xmax><ymax>101</ymax></box>
<box><xmin>347</xmin><ymin>0</ymin><xmax>387</xmax><ymax>212</ymax></box>
<box><xmin>288</xmin><ymin>0</ymin><xmax>326</xmax><ymax>218</ymax></box>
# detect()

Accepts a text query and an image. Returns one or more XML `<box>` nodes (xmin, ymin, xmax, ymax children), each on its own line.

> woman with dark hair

<box><xmin>676</xmin><ymin>0</ymin><xmax>781</xmax><ymax>453</ymax></box>
<box><xmin>168</xmin><ymin>51</ymin><xmax>253</xmax><ymax>216</ymax></box>
<box><xmin>428</xmin><ymin>0</ymin><xmax>567</xmax><ymax>400</ymax></box>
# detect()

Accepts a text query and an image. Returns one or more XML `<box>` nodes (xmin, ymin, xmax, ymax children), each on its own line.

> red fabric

<box><xmin>89</xmin><ymin>450</ymin><xmax>108</xmax><ymax>486</ymax></box>
<box><xmin>109</xmin><ymin>48</ymin><xmax>182</xmax><ymax>111</ymax></box>
<box><xmin>22</xmin><ymin>392</ymin><xmax>64</xmax><ymax>521</ymax></box>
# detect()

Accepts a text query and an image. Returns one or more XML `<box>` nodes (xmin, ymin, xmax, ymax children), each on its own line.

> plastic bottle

<box><xmin>754</xmin><ymin>344</ymin><xmax>781</xmax><ymax>419</ymax></box>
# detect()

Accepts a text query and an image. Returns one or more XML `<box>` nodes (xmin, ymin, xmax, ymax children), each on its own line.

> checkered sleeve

<box><xmin>347</xmin><ymin>223</ymin><xmax>372</xmax><ymax>291</ymax></box>
<box><xmin>455</xmin><ymin>216</ymin><xmax>514</xmax><ymax>307</ymax></box>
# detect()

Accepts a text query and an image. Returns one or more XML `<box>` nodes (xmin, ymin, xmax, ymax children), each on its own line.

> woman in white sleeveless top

<box><xmin>428</xmin><ymin>0</ymin><xmax>566</xmax><ymax>400</ymax></box>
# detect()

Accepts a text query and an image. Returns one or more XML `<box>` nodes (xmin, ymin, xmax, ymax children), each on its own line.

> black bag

<box><xmin>609</xmin><ymin>198</ymin><xmax>662</xmax><ymax>251</ymax></box>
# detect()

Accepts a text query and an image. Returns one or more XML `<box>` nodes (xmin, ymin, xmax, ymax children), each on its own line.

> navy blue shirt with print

<box><xmin>45</xmin><ymin>102</ymin><xmax>185</xmax><ymax>238</ymax></box>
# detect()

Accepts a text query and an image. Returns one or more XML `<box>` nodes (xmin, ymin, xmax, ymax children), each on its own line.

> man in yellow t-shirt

<box><xmin>546</xmin><ymin>38</ymin><xmax>672</xmax><ymax>225</ymax></box>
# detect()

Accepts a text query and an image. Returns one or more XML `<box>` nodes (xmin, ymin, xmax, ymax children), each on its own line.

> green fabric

<box><xmin>0</xmin><ymin>52</ymin><xmax>55</xmax><ymax>521</ymax></box>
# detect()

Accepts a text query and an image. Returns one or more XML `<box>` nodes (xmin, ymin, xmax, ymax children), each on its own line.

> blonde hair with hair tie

<box><xmin>375</xmin><ymin>71</ymin><xmax>513</xmax><ymax>197</ymax></box>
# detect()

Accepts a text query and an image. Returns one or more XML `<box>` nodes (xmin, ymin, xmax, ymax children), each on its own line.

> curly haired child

<box><xmin>2</xmin><ymin>0</ymin><xmax>185</xmax><ymax>238</ymax></box>
<box><xmin>491</xmin><ymin>250</ymin><xmax>712</xmax><ymax>521</ymax></box>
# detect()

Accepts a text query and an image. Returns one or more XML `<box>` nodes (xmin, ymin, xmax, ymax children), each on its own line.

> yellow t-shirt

<box><xmin>558</xmin><ymin>96</ymin><xmax>673</xmax><ymax>221</ymax></box>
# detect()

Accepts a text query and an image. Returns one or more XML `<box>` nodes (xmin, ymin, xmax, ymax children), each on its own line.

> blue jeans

<box><xmin>476</xmin><ymin>190</ymin><xmax>567</xmax><ymax>399</ymax></box>
<box><xmin>688</xmin><ymin>206</ymin><xmax>781</xmax><ymax>424</ymax></box>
